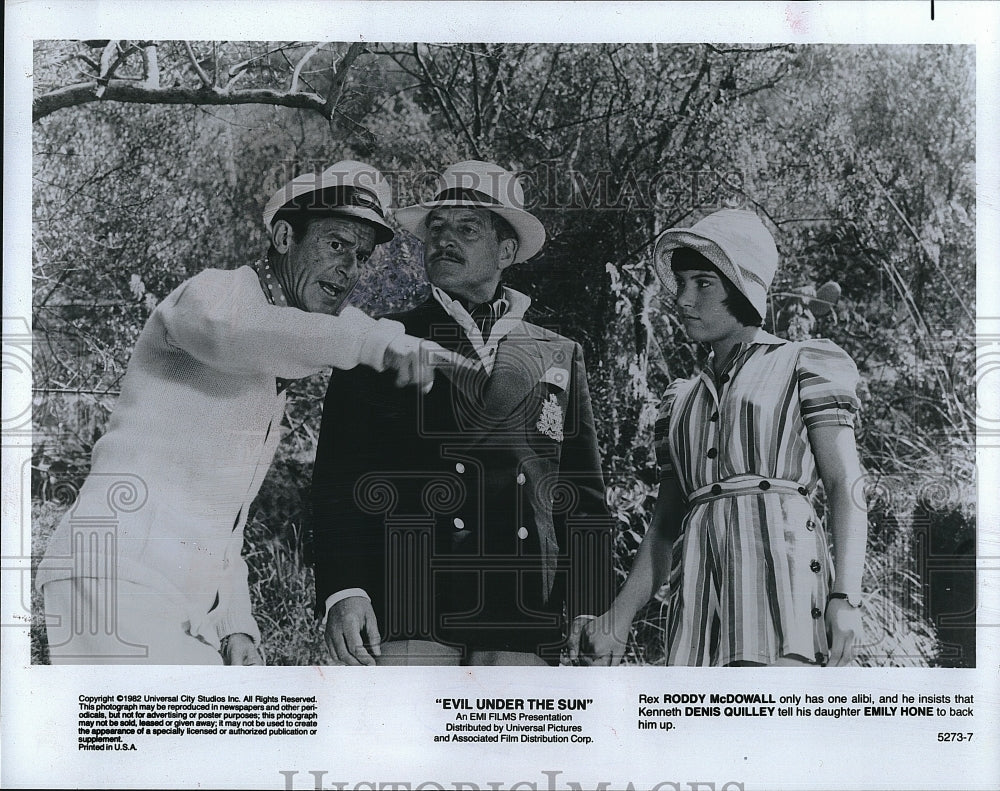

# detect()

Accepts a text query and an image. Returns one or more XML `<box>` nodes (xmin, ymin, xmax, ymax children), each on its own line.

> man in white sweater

<box><xmin>36</xmin><ymin>161</ymin><xmax>456</xmax><ymax>664</ymax></box>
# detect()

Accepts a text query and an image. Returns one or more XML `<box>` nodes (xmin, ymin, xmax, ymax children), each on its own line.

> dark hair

<box><xmin>670</xmin><ymin>246</ymin><xmax>762</xmax><ymax>327</ymax></box>
<box><xmin>271</xmin><ymin>207</ymin><xmax>318</xmax><ymax>243</ymax></box>
<box><xmin>488</xmin><ymin>212</ymin><xmax>518</xmax><ymax>245</ymax></box>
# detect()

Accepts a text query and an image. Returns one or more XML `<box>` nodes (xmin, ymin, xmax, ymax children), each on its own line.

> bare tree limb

<box><xmin>34</xmin><ymin>81</ymin><xmax>329</xmax><ymax>122</ymax></box>
<box><xmin>323</xmin><ymin>41</ymin><xmax>366</xmax><ymax>117</ymax></box>
<box><xmin>705</xmin><ymin>44</ymin><xmax>794</xmax><ymax>55</ymax></box>
<box><xmin>141</xmin><ymin>43</ymin><xmax>159</xmax><ymax>89</ymax></box>
<box><xmin>32</xmin><ymin>41</ymin><xmax>371</xmax><ymax>121</ymax></box>
<box><xmin>183</xmin><ymin>41</ymin><xmax>213</xmax><ymax>89</ymax></box>
<box><xmin>290</xmin><ymin>41</ymin><xmax>327</xmax><ymax>94</ymax></box>
<box><xmin>97</xmin><ymin>41</ymin><xmax>141</xmax><ymax>97</ymax></box>
<box><xmin>96</xmin><ymin>41</ymin><xmax>118</xmax><ymax>96</ymax></box>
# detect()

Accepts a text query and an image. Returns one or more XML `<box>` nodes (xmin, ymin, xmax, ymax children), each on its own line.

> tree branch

<box><xmin>290</xmin><ymin>41</ymin><xmax>327</xmax><ymax>94</ymax></box>
<box><xmin>96</xmin><ymin>41</ymin><xmax>141</xmax><ymax>97</ymax></box>
<box><xmin>34</xmin><ymin>81</ymin><xmax>329</xmax><ymax>122</ymax></box>
<box><xmin>323</xmin><ymin>41</ymin><xmax>366</xmax><ymax>118</ymax></box>
<box><xmin>141</xmin><ymin>42</ymin><xmax>159</xmax><ymax>89</ymax></box>
<box><xmin>183</xmin><ymin>41</ymin><xmax>213</xmax><ymax>88</ymax></box>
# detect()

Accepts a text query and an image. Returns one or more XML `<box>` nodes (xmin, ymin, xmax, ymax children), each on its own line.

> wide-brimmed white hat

<box><xmin>262</xmin><ymin>160</ymin><xmax>394</xmax><ymax>243</ymax></box>
<box><xmin>395</xmin><ymin>160</ymin><xmax>546</xmax><ymax>263</ymax></box>
<box><xmin>654</xmin><ymin>209</ymin><xmax>779</xmax><ymax>319</ymax></box>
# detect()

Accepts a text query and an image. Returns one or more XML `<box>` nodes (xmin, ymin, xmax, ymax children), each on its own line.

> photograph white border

<box><xmin>4</xmin><ymin>2</ymin><xmax>998</xmax><ymax>789</ymax></box>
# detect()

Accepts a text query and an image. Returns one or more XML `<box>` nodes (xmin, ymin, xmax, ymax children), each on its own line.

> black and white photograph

<box><xmin>3</xmin><ymin>2</ymin><xmax>998</xmax><ymax>789</ymax></box>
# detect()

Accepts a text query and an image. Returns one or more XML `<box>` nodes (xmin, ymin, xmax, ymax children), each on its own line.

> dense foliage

<box><xmin>31</xmin><ymin>42</ymin><xmax>975</xmax><ymax>666</ymax></box>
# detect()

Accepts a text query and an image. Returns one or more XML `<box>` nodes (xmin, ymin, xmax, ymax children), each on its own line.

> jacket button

<box><xmin>758</xmin><ymin>480</ymin><xmax>770</xmax><ymax>491</ymax></box>
<box><xmin>798</xmin><ymin>486</ymin><xmax>808</xmax><ymax>495</ymax></box>
<box><xmin>455</xmin><ymin>463</ymin><xmax>465</xmax><ymax>474</ymax></box>
<box><xmin>810</xmin><ymin>559</ymin><xmax>821</xmax><ymax>573</ymax></box>
<box><xmin>453</xmin><ymin>517</ymin><xmax>465</xmax><ymax>530</ymax></box>
<box><xmin>811</xmin><ymin>607</ymin><xmax>823</xmax><ymax>619</ymax></box>
<box><xmin>516</xmin><ymin>473</ymin><xmax>526</xmax><ymax>485</ymax></box>
<box><xmin>806</xmin><ymin>520</ymin><xmax>816</xmax><ymax>531</ymax></box>
<box><xmin>517</xmin><ymin>527</ymin><xmax>529</xmax><ymax>540</ymax></box>
<box><xmin>710</xmin><ymin>411</ymin><xmax>719</xmax><ymax>422</ymax></box>
<box><xmin>707</xmin><ymin>447</ymin><xmax>718</xmax><ymax>459</ymax></box>
<box><xmin>711</xmin><ymin>484</ymin><xmax>722</xmax><ymax>496</ymax></box>
<box><xmin>815</xmin><ymin>651</ymin><xmax>827</xmax><ymax>665</ymax></box>
<box><xmin>719</xmin><ymin>373</ymin><xmax>730</xmax><ymax>384</ymax></box>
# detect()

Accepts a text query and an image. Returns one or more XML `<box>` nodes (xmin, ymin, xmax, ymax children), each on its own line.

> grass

<box><xmin>243</xmin><ymin>516</ymin><xmax>328</xmax><ymax>665</ymax></box>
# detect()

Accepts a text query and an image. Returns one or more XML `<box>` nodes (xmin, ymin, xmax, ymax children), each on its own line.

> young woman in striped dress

<box><xmin>570</xmin><ymin>209</ymin><xmax>867</xmax><ymax>666</ymax></box>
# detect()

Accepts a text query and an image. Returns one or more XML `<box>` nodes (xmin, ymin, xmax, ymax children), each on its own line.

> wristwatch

<box><xmin>828</xmin><ymin>591</ymin><xmax>862</xmax><ymax>608</ymax></box>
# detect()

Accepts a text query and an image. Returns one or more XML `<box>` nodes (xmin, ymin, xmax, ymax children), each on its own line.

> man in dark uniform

<box><xmin>311</xmin><ymin>161</ymin><xmax>613</xmax><ymax>666</ymax></box>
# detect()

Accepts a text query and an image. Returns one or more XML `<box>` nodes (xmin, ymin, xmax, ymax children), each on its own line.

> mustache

<box><xmin>429</xmin><ymin>249</ymin><xmax>465</xmax><ymax>264</ymax></box>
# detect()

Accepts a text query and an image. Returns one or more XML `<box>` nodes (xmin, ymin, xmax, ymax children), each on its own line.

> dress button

<box><xmin>711</xmin><ymin>484</ymin><xmax>722</xmax><ymax>496</ymax></box>
<box><xmin>798</xmin><ymin>486</ymin><xmax>808</xmax><ymax>495</ymax></box>
<box><xmin>517</xmin><ymin>527</ymin><xmax>529</xmax><ymax>540</ymax></box>
<box><xmin>455</xmin><ymin>463</ymin><xmax>465</xmax><ymax>474</ymax></box>
<box><xmin>810</xmin><ymin>559</ymin><xmax>821</xmax><ymax>573</ymax></box>
<box><xmin>806</xmin><ymin>520</ymin><xmax>816</xmax><ymax>531</ymax></box>
<box><xmin>811</xmin><ymin>607</ymin><xmax>823</xmax><ymax>619</ymax></box>
<box><xmin>758</xmin><ymin>480</ymin><xmax>770</xmax><ymax>491</ymax></box>
<box><xmin>453</xmin><ymin>517</ymin><xmax>465</xmax><ymax>530</ymax></box>
<box><xmin>516</xmin><ymin>473</ymin><xmax>526</xmax><ymax>485</ymax></box>
<box><xmin>706</xmin><ymin>447</ymin><xmax>718</xmax><ymax>459</ymax></box>
<box><xmin>719</xmin><ymin>373</ymin><xmax>730</xmax><ymax>384</ymax></box>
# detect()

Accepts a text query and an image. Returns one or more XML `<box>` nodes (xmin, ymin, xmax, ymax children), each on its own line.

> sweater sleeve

<box><xmin>212</xmin><ymin>552</ymin><xmax>263</xmax><ymax>648</ymax></box>
<box><xmin>158</xmin><ymin>268</ymin><xmax>406</xmax><ymax>380</ymax></box>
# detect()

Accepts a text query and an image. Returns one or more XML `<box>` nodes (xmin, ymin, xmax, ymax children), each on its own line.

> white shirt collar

<box><xmin>430</xmin><ymin>285</ymin><xmax>531</xmax><ymax>373</ymax></box>
<box><xmin>430</xmin><ymin>285</ymin><xmax>530</xmax><ymax>327</ymax></box>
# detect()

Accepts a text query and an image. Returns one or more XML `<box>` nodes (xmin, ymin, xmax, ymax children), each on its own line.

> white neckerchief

<box><xmin>431</xmin><ymin>285</ymin><xmax>531</xmax><ymax>374</ymax></box>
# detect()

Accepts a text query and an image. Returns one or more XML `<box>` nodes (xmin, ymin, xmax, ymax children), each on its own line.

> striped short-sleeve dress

<box><xmin>653</xmin><ymin>332</ymin><xmax>860</xmax><ymax>666</ymax></box>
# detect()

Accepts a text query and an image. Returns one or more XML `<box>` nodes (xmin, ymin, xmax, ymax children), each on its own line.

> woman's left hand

<box><xmin>825</xmin><ymin>599</ymin><xmax>863</xmax><ymax>666</ymax></box>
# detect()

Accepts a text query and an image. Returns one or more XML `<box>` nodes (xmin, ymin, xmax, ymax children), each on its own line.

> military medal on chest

<box><xmin>536</xmin><ymin>393</ymin><xmax>564</xmax><ymax>441</ymax></box>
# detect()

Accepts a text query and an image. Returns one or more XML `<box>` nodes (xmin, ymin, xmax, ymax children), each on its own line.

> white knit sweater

<box><xmin>36</xmin><ymin>266</ymin><xmax>405</xmax><ymax>648</ymax></box>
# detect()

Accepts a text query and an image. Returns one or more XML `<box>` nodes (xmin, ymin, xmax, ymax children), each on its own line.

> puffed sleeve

<box><xmin>653</xmin><ymin>379</ymin><xmax>685</xmax><ymax>482</ymax></box>
<box><xmin>795</xmin><ymin>340</ymin><xmax>861</xmax><ymax>430</ymax></box>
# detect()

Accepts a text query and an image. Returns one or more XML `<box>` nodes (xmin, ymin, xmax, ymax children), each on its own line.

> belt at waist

<box><xmin>687</xmin><ymin>474</ymin><xmax>810</xmax><ymax>507</ymax></box>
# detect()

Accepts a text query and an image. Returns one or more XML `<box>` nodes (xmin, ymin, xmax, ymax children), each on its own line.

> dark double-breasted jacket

<box><xmin>311</xmin><ymin>297</ymin><xmax>614</xmax><ymax>662</ymax></box>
